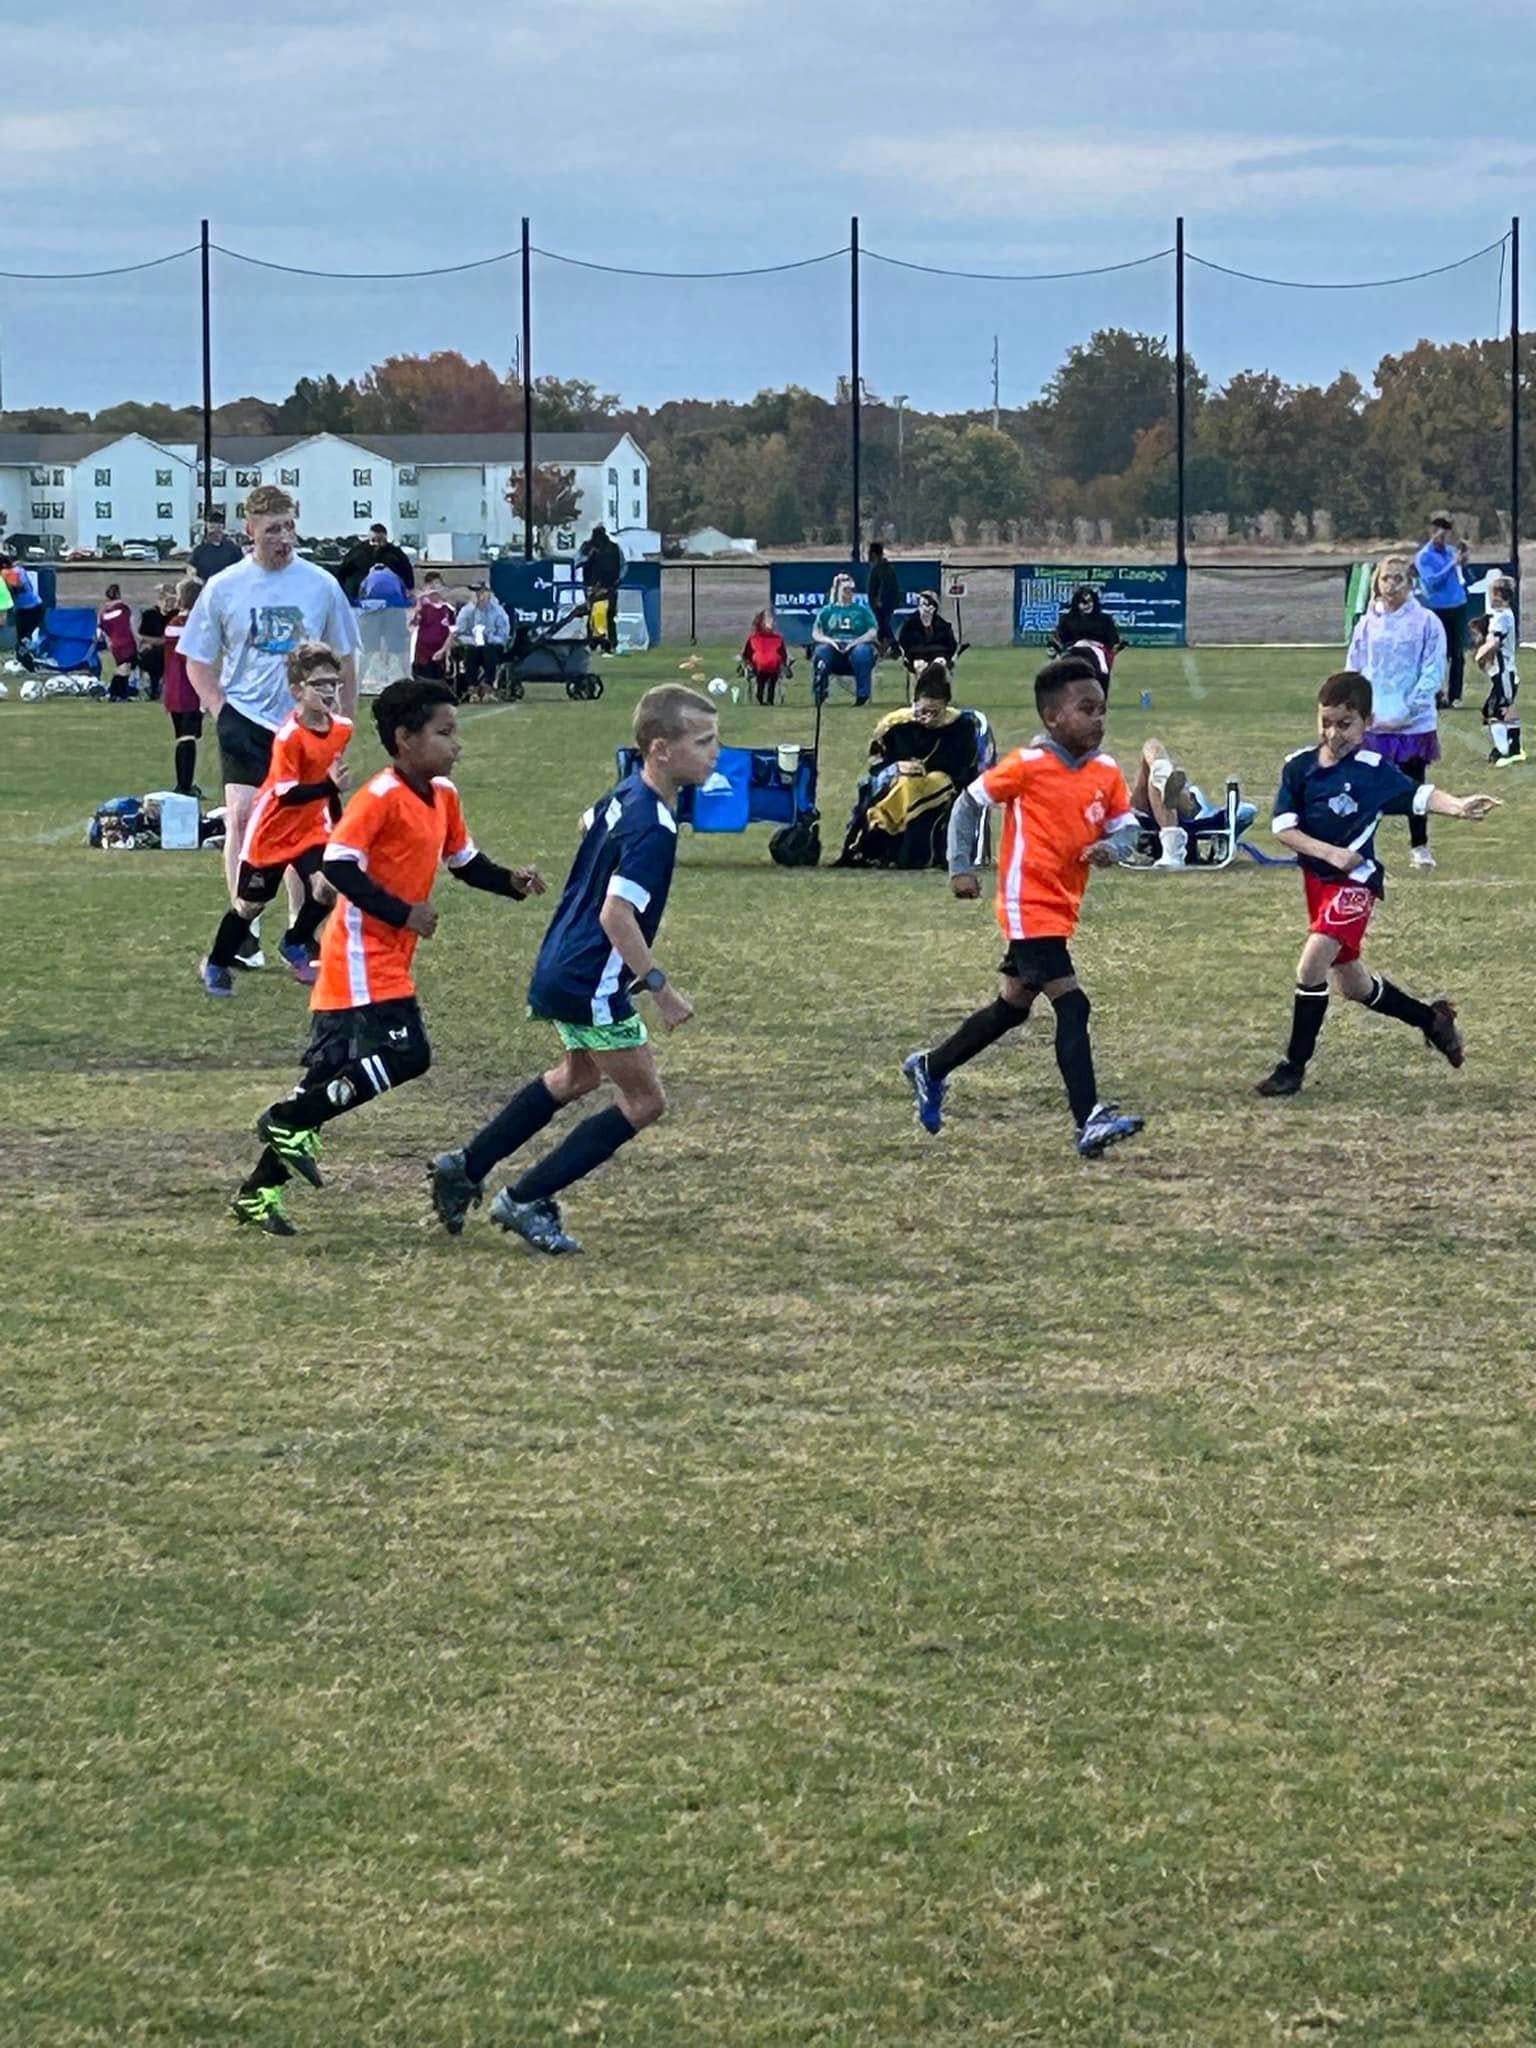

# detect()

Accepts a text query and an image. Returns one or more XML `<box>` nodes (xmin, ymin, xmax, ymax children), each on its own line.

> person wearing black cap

<box><xmin>1414</xmin><ymin>512</ymin><xmax>1469</xmax><ymax>708</ymax></box>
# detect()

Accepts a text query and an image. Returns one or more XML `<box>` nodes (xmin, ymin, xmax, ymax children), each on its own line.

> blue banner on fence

<box><xmin>490</xmin><ymin>558</ymin><xmax>663</xmax><ymax>644</ymax></box>
<box><xmin>770</xmin><ymin>559</ymin><xmax>942</xmax><ymax>614</ymax></box>
<box><xmin>1013</xmin><ymin>564</ymin><xmax>1187</xmax><ymax>648</ymax></box>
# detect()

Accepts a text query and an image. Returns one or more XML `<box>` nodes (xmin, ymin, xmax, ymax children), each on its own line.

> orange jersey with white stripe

<box><xmin>974</xmin><ymin>741</ymin><xmax>1134</xmax><ymax>941</ymax></box>
<box><xmin>240</xmin><ymin>713</ymin><xmax>353</xmax><ymax>870</ymax></box>
<box><xmin>312</xmin><ymin>769</ymin><xmax>477</xmax><ymax>1010</ymax></box>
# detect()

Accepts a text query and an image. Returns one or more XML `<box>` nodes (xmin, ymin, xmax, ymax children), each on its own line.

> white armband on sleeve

<box><xmin>1412</xmin><ymin>783</ymin><xmax>1435</xmax><ymax>816</ymax></box>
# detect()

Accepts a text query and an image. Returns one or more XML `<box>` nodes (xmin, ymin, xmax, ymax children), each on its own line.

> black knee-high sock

<box><xmin>1050</xmin><ymin>987</ymin><xmax>1098</xmax><ymax>1127</ymax></box>
<box><xmin>210</xmin><ymin>907</ymin><xmax>256</xmax><ymax>969</ymax></box>
<box><xmin>1286</xmin><ymin>982</ymin><xmax>1330</xmax><ymax>1069</ymax></box>
<box><xmin>283</xmin><ymin>889</ymin><xmax>328</xmax><ymax>954</ymax></box>
<box><xmin>1367</xmin><ymin>975</ymin><xmax>1434</xmax><ymax>1033</ymax></box>
<box><xmin>463</xmin><ymin>1078</ymin><xmax>560</xmax><ymax>1183</ymax></box>
<box><xmin>174</xmin><ymin>737</ymin><xmax>197</xmax><ymax>793</ymax></box>
<box><xmin>926</xmin><ymin>995</ymin><xmax>1030</xmax><ymax>1081</ymax></box>
<box><xmin>507</xmin><ymin>1105</ymin><xmax>638</xmax><ymax>1205</ymax></box>
<box><xmin>240</xmin><ymin>1149</ymin><xmax>289</xmax><ymax>1196</ymax></box>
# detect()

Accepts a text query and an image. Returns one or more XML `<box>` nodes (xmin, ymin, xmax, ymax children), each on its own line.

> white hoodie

<box><xmin>1346</xmin><ymin>597</ymin><xmax>1445</xmax><ymax>735</ymax></box>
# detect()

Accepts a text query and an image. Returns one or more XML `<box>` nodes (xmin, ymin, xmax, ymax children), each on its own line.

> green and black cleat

<box><xmin>230</xmin><ymin>1187</ymin><xmax>298</xmax><ymax>1236</ymax></box>
<box><xmin>256</xmin><ymin>1110</ymin><xmax>324</xmax><ymax>1188</ymax></box>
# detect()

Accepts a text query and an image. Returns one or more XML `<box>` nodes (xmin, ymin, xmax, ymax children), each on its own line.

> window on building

<box><xmin>95</xmin><ymin>501</ymin><xmax>112</xmax><ymax>520</ymax></box>
<box><xmin>235</xmin><ymin>502</ymin><xmax>246</xmax><ymax>521</ymax></box>
<box><xmin>211</xmin><ymin>469</ymin><xmax>226</xmax><ymax>488</ymax></box>
<box><xmin>353</xmin><ymin>467</ymin><xmax>371</xmax><ymax>487</ymax></box>
<box><xmin>400</xmin><ymin>533</ymin><xmax>421</xmax><ymax>549</ymax></box>
<box><xmin>236</xmin><ymin>468</ymin><xmax>260</xmax><ymax>487</ymax></box>
<box><xmin>95</xmin><ymin>468</ymin><xmax>112</xmax><ymax>487</ymax></box>
<box><xmin>632</xmin><ymin>499</ymin><xmax>641</xmax><ymax>519</ymax></box>
<box><xmin>280</xmin><ymin>467</ymin><xmax>300</xmax><ymax>487</ymax></box>
<box><xmin>30</xmin><ymin>501</ymin><xmax>50</xmax><ymax>521</ymax></box>
<box><xmin>607</xmin><ymin>467</ymin><xmax>618</xmax><ymax>485</ymax></box>
<box><xmin>353</xmin><ymin>500</ymin><xmax>372</xmax><ymax>519</ymax></box>
<box><xmin>212</xmin><ymin>503</ymin><xmax>227</xmax><ymax>521</ymax></box>
<box><xmin>398</xmin><ymin>499</ymin><xmax>419</xmax><ymax>519</ymax></box>
<box><xmin>398</xmin><ymin>466</ymin><xmax>418</xmax><ymax>485</ymax></box>
<box><xmin>96</xmin><ymin>534</ymin><xmax>113</xmax><ymax>552</ymax></box>
<box><xmin>51</xmin><ymin>468</ymin><xmax>65</xmax><ymax>487</ymax></box>
<box><xmin>156</xmin><ymin>468</ymin><xmax>173</xmax><ymax>487</ymax></box>
<box><xmin>632</xmin><ymin>468</ymin><xmax>641</xmax><ymax>486</ymax></box>
<box><xmin>157</xmin><ymin>502</ymin><xmax>173</xmax><ymax>520</ymax></box>
<box><xmin>29</xmin><ymin>467</ymin><xmax>46</xmax><ymax>487</ymax></box>
<box><xmin>51</xmin><ymin>502</ymin><xmax>65</xmax><ymax>521</ymax></box>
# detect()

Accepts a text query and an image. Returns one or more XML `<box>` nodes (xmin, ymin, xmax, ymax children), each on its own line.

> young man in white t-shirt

<box><xmin>181</xmin><ymin>484</ymin><xmax>361</xmax><ymax>961</ymax></box>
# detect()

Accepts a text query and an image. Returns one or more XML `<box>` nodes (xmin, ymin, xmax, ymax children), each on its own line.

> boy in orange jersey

<box><xmin>200</xmin><ymin>641</ymin><xmax>353</xmax><ymax>996</ymax></box>
<box><xmin>903</xmin><ymin>654</ymin><xmax>1145</xmax><ymax>1159</ymax></box>
<box><xmin>229</xmin><ymin>676</ymin><xmax>545</xmax><ymax>1235</ymax></box>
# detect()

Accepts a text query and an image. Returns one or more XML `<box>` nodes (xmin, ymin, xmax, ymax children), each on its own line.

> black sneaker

<box><xmin>427</xmin><ymin>1149</ymin><xmax>484</xmax><ymax>1235</ymax></box>
<box><xmin>255</xmin><ymin>1109</ymin><xmax>324</xmax><ymax>1188</ymax></box>
<box><xmin>1424</xmin><ymin>998</ymin><xmax>1464</xmax><ymax>1069</ymax></box>
<box><xmin>230</xmin><ymin>1187</ymin><xmax>297</xmax><ymax>1236</ymax></box>
<box><xmin>1255</xmin><ymin>1062</ymin><xmax>1305</xmax><ymax>1097</ymax></box>
<box><xmin>489</xmin><ymin>1191</ymin><xmax>582</xmax><ymax>1255</ymax></box>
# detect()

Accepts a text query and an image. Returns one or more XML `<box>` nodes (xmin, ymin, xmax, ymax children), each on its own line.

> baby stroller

<box><xmin>496</xmin><ymin>603</ymin><xmax>605</xmax><ymax>702</ymax></box>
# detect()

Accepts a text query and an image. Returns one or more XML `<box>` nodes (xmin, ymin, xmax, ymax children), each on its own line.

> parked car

<box><xmin>120</xmin><ymin>540</ymin><xmax>159</xmax><ymax>563</ymax></box>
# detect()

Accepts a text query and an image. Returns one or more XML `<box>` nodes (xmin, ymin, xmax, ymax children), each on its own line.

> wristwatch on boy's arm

<box><xmin>638</xmin><ymin>967</ymin><xmax>667</xmax><ymax>992</ymax></box>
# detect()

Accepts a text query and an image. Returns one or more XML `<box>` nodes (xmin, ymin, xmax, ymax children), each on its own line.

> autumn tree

<box><xmin>508</xmin><ymin>463</ymin><xmax>580</xmax><ymax>540</ymax></box>
<box><xmin>352</xmin><ymin>351</ymin><xmax>517</xmax><ymax>434</ymax></box>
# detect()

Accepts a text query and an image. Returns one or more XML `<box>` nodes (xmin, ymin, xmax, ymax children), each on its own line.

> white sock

<box><xmin>1148</xmin><ymin>756</ymin><xmax>1172</xmax><ymax>798</ymax></box>
<box><xmin>1490</xmin><ymin>721</ymin><xmax>1509</xmax><ymax>755</ymax></box>
<box><xmin>1157</xmin><ymin>826</ymin><xmax>1187</xmax><ymax>864</ymax></box>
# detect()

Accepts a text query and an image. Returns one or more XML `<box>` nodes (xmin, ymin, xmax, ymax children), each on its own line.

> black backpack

<box><xmin>769</xmin><ymin>813</ymin><xmax>821</xmax><ymax>867</ymax></box>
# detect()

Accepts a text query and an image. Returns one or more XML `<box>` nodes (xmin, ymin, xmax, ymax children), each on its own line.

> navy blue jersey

<box><xmin>527</xmin><ymin>771</ymin><xmax>679</xmax><ymax>1025</ymax></box>
<box><xmin>1271</xmin><ymin>743</ymin><xmax>1426</xmax><ymax>895</ymax></box>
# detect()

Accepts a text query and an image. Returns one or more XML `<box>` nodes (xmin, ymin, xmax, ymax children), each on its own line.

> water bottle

<box><xmin>1139</xmin><ymin>689</ymin><xmax>1153</xmax><ymax>710</ymax></box>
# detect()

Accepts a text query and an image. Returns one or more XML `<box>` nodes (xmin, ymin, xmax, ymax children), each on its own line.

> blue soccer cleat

<box><xmin>489</xmin><ymin>1191</ymin><xmax>583</xmax><ymax>1255</ymax></box>
<box><xmin>200</xmin><ymin>957</ymin><xmax>235</xmax><ymax>998</ymax></box>
<box><xmin>901</xmin><ymin>1050</ymin><xmax>947</xmax><ymax>1135</ymax></box>
<box><xmin>278</xmin><ymin>937</ymin><xmax>318</xmax><ymax>986</ymax></box>
<box><xmin>1076</xmin><ymin>1102</ymin><xmax>1145</xmax><ymax>1159</ymax></box>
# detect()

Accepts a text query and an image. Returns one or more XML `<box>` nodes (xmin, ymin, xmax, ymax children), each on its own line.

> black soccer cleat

<box><xmin>255</xmin><ymin>1110</ymin><xmax>324</xmax><ymax>1188</ymax></box>
<box><xmin>1424</xmin><ymin>998</ymin><xmax>1465</xmax><ymax>1069</ymax></box>
<box><xmin>489</xmin><ymin>1191</ymin><xmax>583</xmax><ymax>1255</ymax></box>
<box><xmin>229</xmin><ymin>1187</ymin><xmax>297</xmax><ymax>1236</ymax></box>
<box><xmin>427</xmin><ymin>1150</ymin><xmax>484</xmax><ymax>1236</ymax></box>
<box><xmin>1255</xmin><ymin>1061</ymin><xmax>1305</xmax><ymax>1097</ymax></box>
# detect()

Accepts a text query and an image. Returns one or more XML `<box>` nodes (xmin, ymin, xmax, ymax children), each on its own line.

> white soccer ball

<box><xmin>20</xmin><ymin>677</ymin><xmax>44</xmax><ymax>702</ymax></box>
<box><xmin>707</xmin><ymin>676</ymin><xmax>728</xmax><ymax>697</ymax></box>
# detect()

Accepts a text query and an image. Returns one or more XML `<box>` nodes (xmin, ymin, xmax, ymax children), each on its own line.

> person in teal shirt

<box><xmin>811</xmin><ymin>571</ymin><xmax>879</xmax><ymax>704</ymax></box>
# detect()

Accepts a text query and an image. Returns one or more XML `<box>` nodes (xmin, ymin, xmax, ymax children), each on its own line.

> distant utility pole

<box><xmin>991</xmin><ymin>335</ymin><xmax>1000</xmax><ymax>431</ymax></box>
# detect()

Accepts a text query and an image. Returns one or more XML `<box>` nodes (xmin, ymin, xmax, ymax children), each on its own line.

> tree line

<box><xmin>4</xmin><ymin>330</ymin><xmax>1525</xmax><ymax>544</ymax></box>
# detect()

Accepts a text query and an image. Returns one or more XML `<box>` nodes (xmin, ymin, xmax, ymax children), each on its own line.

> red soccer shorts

<box><xmin>1304</xmin><ymin>873</ymin><xmax>1375</xmax><ymax>964</ymax></box>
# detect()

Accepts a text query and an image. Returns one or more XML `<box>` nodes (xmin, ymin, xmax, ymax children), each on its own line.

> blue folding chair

<box><xmin>35</xmin><ymin>606</ymin><xmax>102</xmax><ymax>675</ymax></box>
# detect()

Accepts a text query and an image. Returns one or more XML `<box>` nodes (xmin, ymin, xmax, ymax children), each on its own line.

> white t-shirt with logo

<box><xmin>1488</xmin><ymin>603</ymin><xmax>1520</xmax><ymax>696</ymax></box>
<box><xmin>179</xmin><ymin>555</ymin><xmax>361</xmax><ymax>730</ymax></box>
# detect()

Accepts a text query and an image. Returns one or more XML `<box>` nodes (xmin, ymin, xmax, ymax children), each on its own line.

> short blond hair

<box><xmin>1488</xmin><ymin>576</ymin><xmax>1516</xmax><ymax>605</ymax></box>
<box><xmin>285</xmin><ymin>638</ymin><xmax>342</xmax><ymax>692</ymax></box>
<box><xmin>174</xmin><ymin>575</ymin><xmax>202</xmax><ymax>611</ymax></box>
<box><xmin>246</xmin><ymin>483</ymin><xmax>295</xmax><ymax>522</ymax></box>
<box><xmin>633</xmin><ymin>683</ymin><xmax>717</xmax><ymax>754</ymax></box>
<box><xmin>1372</xmin><ymin>553</ymin><xmax>1413</xmax><ymax>600</ymax></box>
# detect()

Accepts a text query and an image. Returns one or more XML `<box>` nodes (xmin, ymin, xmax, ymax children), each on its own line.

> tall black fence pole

<box><xmin>850</xmin><ymin>215</ymin><xmax>861</xmax><ymax>562</ymax></box>
<box><xmin>1175</xmin><ymin>216</ymin><xmax>1187</xmax><ymax>569</ymax></box>
<box><xmin>1511</xmin><ymin>215</ymin><xmax>1521</xmax><ymax>571</ymax></box>
<box><xmin>200</xmin><ymin>219</ymin><xmax>214</xmax><ymax>526</ymax></box>
<box><xmin>521</xmin><ymin>216</ymin><xmax>535</xmax><ymax>560</ymax></box>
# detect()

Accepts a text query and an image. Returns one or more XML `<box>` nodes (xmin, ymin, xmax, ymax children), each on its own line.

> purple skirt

<box><xmin>1367</xmin><ymin>727</ymin><xmax>1441</xmax><ymax>767</ymax></box>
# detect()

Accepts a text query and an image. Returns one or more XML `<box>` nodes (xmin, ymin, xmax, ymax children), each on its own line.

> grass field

<box><xmin>6</xmin><ymin>647</ymin><xmax>1536</xmax><ymax>2046</ymax></box>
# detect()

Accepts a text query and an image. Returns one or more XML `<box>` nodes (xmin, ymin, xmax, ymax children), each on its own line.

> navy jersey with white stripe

<box><xmin>527</xmin><ymin>771</ymin><xmax>679</xmax><ymax>1025</ymax></box>
<box><xmin>1272</xmin><ymin>743</ymin><xmax>1429</xmax><ymax>895</ymax></box>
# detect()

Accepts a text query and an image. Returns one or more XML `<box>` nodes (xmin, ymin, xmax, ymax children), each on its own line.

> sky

<box><xmin>6</xmin><ymin>0</ymin><xmax>1533</xmax><ymax>417</ymax></box>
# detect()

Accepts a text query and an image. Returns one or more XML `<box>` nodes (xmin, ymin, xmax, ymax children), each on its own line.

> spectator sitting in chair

<box><xmin>445</xmin><ymin>581</ymin><xmax>510</xmax><ymax>701</ymax></box>
<box><xmin>836</xmin><ymin>662</ymin><xmax>982</xmax><ymax>868</ymax></box>
<box><xmin>811</xmin><ymin>571</ymin><xmax>879</xmax><ymax>705</ymax></box>
<box><xmin>897</xmin><ymin>589</ymin><xmax>958</xmax><ymax>688</ymax></box>
<box><xmin>865</xmin><ymin>541</ymin><xmax>902</xmax><ymax>655</ymax></box>
<box><xmin>1050</xmin><ymin>584</ymin><xmax>1123</xmax><ymax>669</ymax></box>
<box><xmin>740</xmin><ymin>608</ymin><xmax>791</xmax><ymax>705</ymax></box>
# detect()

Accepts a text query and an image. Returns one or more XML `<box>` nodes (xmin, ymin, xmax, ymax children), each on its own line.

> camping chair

<box><xmin>34</xmin><ymin>606</ymin><xmax>101</xmax><ymax>676</ymax></box>
<box><xmin>1122</xmin><ymin>780</ymin><xmax>1259</xmax><ymax>872</ymax></box>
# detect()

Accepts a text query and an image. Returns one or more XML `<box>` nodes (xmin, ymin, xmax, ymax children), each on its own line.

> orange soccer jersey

<box><xmin>312</xmin><ymin>769</ymin><xmax>477</xmax><ymax>1010</ymax></box>
<box><xmin>240</xmin><ymin>713</ymin><xmax>354</xmax><ymax>870</ymax></box>
<box><xmin>974</xmin><ymin>742</ymin><xmax>1134</xmax><ymax>941</ymax></box>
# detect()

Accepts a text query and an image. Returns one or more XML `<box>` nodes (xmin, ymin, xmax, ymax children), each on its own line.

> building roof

<box><xmin>0</xmin><ymin>428</ymin><xmax>640</xmax><ymax>469</ymax></box>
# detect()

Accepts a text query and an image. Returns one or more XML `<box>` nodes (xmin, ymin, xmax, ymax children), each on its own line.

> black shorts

<box><xmin>169</xmin><ymin>708</ymin><xmax>204</xmax><ymax>739</ymax></box>
<box><xmin>236</xmin><ymin>841</ymin><xmax>323</xmax><ymax>905</ymax></box>
<box><xmin>300</xmin><ymin>997</ymin><xmax>430</xmax><ymax>1084</ymax></box>
<box><xmin>217</xmin><ymin>703</ymin><xmax>276</xmax><ymax>789</ymax></box>
<box><xmin>998</xmin><ymin>937</ymin><xmax>1077</xmax><ymax>989</ymax></box>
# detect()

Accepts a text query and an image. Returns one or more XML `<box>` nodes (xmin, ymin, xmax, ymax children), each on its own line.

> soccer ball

<box><xmin>707</xmin><ymin>676</ymin><xmax>728</xmax><ymax>697</ymax></box>
<box><xmin>20</xmin><ymin>677</ymin><xmax>44</xmax><ymax>702</ymax></box>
